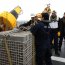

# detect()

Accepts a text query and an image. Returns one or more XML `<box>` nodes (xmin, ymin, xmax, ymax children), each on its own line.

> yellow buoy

<box><xmin>0</xmin><ymin>6</ymin><xmax>22</xmax><ymax>31</ymax></box>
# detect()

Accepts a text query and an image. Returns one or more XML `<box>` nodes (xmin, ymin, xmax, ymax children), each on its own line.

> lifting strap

<box><xmin>4</xmin><ymin>35</ymin><xmax>12</xmax><ymax>65</ymax></box>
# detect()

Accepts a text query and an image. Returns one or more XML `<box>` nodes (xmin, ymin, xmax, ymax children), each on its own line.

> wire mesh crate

<box><xmin>0</xmin><ymin>30</ymin><xmax>33</xmax><ymax>65</ymax></box>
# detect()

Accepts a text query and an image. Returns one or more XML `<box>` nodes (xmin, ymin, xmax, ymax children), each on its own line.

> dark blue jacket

<box><xmin>30</xmin><ymin>21</ymin><xmax>51</xmax><ymax>49</ymax></box>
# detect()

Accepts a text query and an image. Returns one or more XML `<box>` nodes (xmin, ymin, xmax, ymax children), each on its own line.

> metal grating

<box><xmin>0</xmin><ymin>31</ymin><xmax>33</xmax><ymax>65</ymax></box>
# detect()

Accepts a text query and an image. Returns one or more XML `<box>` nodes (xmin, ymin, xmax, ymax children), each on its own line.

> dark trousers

<box><xmin>59</xmin><ymin>30</ymin><xmax>65</xmax><ymax>49</ymax></box>
<box><xmin>35</xmin><ymin>47</ymin><xmax>52</xmax><ymax>65</ymax></box>
<box><xmin>50</xmin><ymin>29</ymin><xmax>58</xmax><ymax>52</ymax></box>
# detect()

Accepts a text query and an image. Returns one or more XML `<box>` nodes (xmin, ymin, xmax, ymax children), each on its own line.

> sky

<box><xmin>0</xmin><ymin>0</ymin><xmax>65</xmax><ymax>22</ymax></box>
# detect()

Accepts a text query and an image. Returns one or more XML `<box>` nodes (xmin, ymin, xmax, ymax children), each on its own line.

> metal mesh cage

<box><xmin>0</xmin><ymin>31</ymin><xmax>33</xmax><ymax>65</ymax></box>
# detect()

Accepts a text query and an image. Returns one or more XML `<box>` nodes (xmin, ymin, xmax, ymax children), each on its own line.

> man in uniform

<box><xmin>58</xmin><ymin>12</ymin><xmax>65</xmax><ymax>51</ymax></box>
<box><xmin>49</xmin><ymin>11</ymin><xmax>59</xmax><ymax>56</ymax></box>
<box><xmin>30</xmin><ymin>13</ymin><xmax>52</xmax><ymax>65</ymax></box>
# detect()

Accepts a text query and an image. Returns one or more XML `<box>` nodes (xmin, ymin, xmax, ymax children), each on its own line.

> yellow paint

<box><xmin>0</xmin><ymin>6</ymin><xmax>22</xmax><ymax>31</ymax></box>
<box><xmin>14</xmin><ymin>6</ymin><xmax>22</xmax><ymax>14</ymax></box>
<box><xmin>0</xmin><ymin>11</ymin><xmax>16</xmax><ymax>30</ymax></box>
<box><xmin>58</xmin><ymin>31</ymin><xmax>60</xmax><ymax>37</ymax></box>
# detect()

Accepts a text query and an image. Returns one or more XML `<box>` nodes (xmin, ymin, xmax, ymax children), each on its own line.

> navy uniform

<box><xmin>58</xmin><ymin>13</ymin><xmax>65</xmax><ymax>51</ymax></box>
<box><xmin>30</xmin><ymin>20</ymin><xmax>52</xmax><ymax>65</ymax></box>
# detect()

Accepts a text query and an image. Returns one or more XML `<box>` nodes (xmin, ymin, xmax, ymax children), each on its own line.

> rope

<box><xmin>3</xmin><ymin>35</ymin><xmax>12</xmax><ymax>65</ymax></box>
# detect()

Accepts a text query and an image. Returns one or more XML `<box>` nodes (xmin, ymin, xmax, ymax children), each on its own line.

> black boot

<box><xmin>59</xmin><ymin>48</ymin><xmax>61</xmax><ymax>52</ymax></box>
<box><xmin>55</xmin><ymin>51</ymin><xmax>60</xmax><ymax>56</ymax></box>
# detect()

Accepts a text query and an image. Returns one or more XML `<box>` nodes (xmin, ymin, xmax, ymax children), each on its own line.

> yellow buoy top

<box><xmin>0</xmin><ymin>6</ymin><xmax>22</xmax><ymax>31</ymax></box>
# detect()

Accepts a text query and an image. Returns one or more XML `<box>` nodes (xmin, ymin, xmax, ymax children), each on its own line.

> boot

<box><xmin>55</xmin><ymin>51</ymin><xmax>60</xmax><ymax>56</ymax></box>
